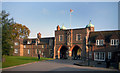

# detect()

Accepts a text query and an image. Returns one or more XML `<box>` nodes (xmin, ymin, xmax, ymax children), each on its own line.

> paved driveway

<box><xmin>3</xmin><ymin>59</ymin><xmax>119</xmax><ymax>71</ymax></box>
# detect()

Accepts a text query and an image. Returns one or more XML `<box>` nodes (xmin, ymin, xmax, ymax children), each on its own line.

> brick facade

<box><xmin>88</xmin><ymin>30</ymin><xmax>120</xmax><ymax>62</ymax></box>
<box><xmin>13</xmin><ymin>23</ymin><xmax>119</xmax><ymax>62</ymax></box>
<box><xmin>13</xmin><ymin>33</ymin><xmax>54</xmax><ymax>58</ymax></box>
<box><xmin>54</xmin><ymin>25</ymin><xmax>94</xmax><ymax>59</ymax></box>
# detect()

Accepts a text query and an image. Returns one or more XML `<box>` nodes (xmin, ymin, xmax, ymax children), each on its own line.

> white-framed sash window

<box><xmin>59</xmin><ymin>35</ymin><xmax>63</xmax><ymax>42</ymax></box>
<box><xmin>27</xmin><ymin>41</ymin><xmax>30</xmax><ymax>44</ymax></box>
<box><xmin>42</xmin><ymin>45</ymin><xmax>45</xmax><ymax>48</ymax></box>
<box><xmin>96</xmin><ymin>39</ymin><xmax>104</xmax><ymax>46</ymax></box>
<box><xmin>76</xmin><ymin>34</ymin><xmax>81</xmax><ymax>41</ymax></box>
<box><xmin>24</xmin><ymin>45</ymin><xmax>26</xmax><ymax>48</ymax></box>
<box><xmin>15</xmin><ymin>42</ymin><xmax>19</xmax><ymax>45</ymax></box>
<box><xmin>111</xmin><ymin>39</ymin><xmax>119</xmax><ymax>45</ymax></box>
<box><xmin>14</xmin><ymin>49</ymin><xmax>18</xmax><ymax>53</ymax></box>
<box><xmin>94</xmin><ymin>52</ymin><xmax>105</xmax><ymax>61</ymax></box>
<box><xmin>28</xmin><ymin>49</ymin><xmax>30</xmax><ymax>54</ymax></box>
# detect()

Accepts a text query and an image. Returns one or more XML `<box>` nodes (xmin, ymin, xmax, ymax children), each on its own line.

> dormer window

<box><xmin>111</xmin><ymin>39</ymin><xmax>119</xmax><ymax>45</ymax></box>
<box><xmin>27</xmin><ymin>41</ymin><xmax>30</xmax><ymax>44</ymax></box>
<box><xmin>96</xmin><ymin>39</ymin><xmax>104</xmax><ymax>46</ymax></box>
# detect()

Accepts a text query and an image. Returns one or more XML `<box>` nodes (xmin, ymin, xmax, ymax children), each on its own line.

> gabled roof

<box><xmin>89</xmin><ymin>30</ymin><xmax>120</xmax><ymax>43</ymax></box>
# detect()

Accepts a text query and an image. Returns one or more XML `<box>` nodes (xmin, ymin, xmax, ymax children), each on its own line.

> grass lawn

<box><xmin>2</xmin><ymin>56</ymin><xmax>53</xmax><ymax>68</ymax></box>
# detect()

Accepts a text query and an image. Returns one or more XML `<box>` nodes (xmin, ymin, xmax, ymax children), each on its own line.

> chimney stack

<box><xmin>57</xmin><ymin>25</ymin><xmax>60</xmax><ymax>30</ymax></box>
<box><xmin>37</xmin><ymin>32</ymin><xmax>41</xmax><ymax>38</ymax></box>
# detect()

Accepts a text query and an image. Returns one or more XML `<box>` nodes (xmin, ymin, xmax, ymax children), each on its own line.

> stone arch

<box><xmin>58</xmin><ymin>45</ymin><xmax>68</xmax><ymax>59</ymax></box>
<box><xmin>69</xmin><ymin>44</ymin><xmax>82</xmax><ymax>59</ymax></box>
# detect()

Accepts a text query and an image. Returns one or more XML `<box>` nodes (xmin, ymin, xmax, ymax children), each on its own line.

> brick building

<box><xmin>54</xmin><ymin>21</ymin><xmax>94</xmax><ymax>59</ymax></box>
<box><xmin>88</xmin><ymin>30</ymin><xmax>120</xmax><ymax>62</ymax></box>
<box><xmin>13</xmin><ymin>32</ymin><xmax>54</xmax><ymax>58</ymax></box>
<box><xmin>13</xmin><ymin>21</ymin><xmax>120</xmax><ymax>62</ymax></box>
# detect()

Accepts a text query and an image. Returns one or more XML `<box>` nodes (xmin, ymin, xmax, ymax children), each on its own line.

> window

<box><xmin>27</xmin><ymin>41</ymin><xmax>30</xmax><ymax>44</ymax></box>
<box><xmin>14</xmin><ymin>49</ymin><xmax>18</xmax><ymax>53</ymax></box>
<box><xmin>39</xmin><ymin>50</ymin><xmax>41</xmax><ymax>54</ymax></box>
<box><xmin>76</xmin><ymin>34</ymin><xmax>81</xmax><ymax>41</ymax></box>
<box><xmin>35</xmin><ymin>49</ymin><xmax>39</xmax><ymax>54</ymax></box>
<box><xmin>94</xmin><ymin>52</ymin><xmax>105</xmax><ymax>61</ymax></box>
<box><xmin>24</xmin><ymin>45</ymin><xmax>26</xmax><ymax>48</ymax></box>
<box><xmin>96</xmin><ymin>40</ymin><xmax>104</xmax><ymax>46</ymax></box>
<box><xmin>59</xmin><ymin>35</ymin><xmax>63</xmax><ymax>41</ymax></box>
<box><xmin>15</xmin><ymin>42</ymin><xmax>19</xmax><ymax>45</ymax></box>
<box><xmin>42</xmin><ymin>53</ymin><xmax>43</xmax><ymax>55</ymax></box>
<box><xmin>11</xmin><ymin>46</ymin><xmax>13</xmax><ymax>48</ymax></box>
<box><xmin>108</xmin><ymin>52</ymin><xmax>112</xmax><ymax>59</ymax></box>
<box><xmin>42</xmin><ymin>45</ymin><xmax>45</xmax><ymax>48</ymax></box>
<box><xmin>28</xmin><ymin>49</ymin><xmax>30</xmax><ymax>54</ymax></box>
<box><xmin>111</xmin><ymin>39</ymin><xmax>119</xmax><ymax>45</ymax></box>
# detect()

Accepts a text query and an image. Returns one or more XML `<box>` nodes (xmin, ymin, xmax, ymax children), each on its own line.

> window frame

<box><xmin>24</xmin><ymin>45</ymin><xmax>26</xmax><ymax>48</ymax></box>
<box><xmin>111</xmin><ymin>39</ymin><xmax>119</xmax><ymax>45</ymax></box>
<box><xmin>59</xmin><ymin>35</ymin><xmax>63</xmax><ymax>42</ymax></box>
<box><xmin>76</xmin><ymin>34</ymin><xmax>81</xmax><ymax>41</ymax></box>
<box><xmin>14</xmin><ymin>49</ymin><xmax>18</xmax><ymax>53</ymax></box>
<box><xmin>27</xmin><ymin>41</ymin><xmax>30</xmax><ymax>44</ymax></box>
<box><xmin>96</xmin><ymin>39</ymin><xmax>104</xmax><ymax>46</ymax></box>
<box><xmin>14</xmin><ymin>42</ymin><xmax>19</xmax><ymax>46</ymax></box>
<box><xmin>28</xmin><ymin>49</ymin><xmax>30</xmax><ymax>54</ymax></box>
<box><xmin>94</xmin><ymin>52</ymin><xmax>105</xmax><ymax>61</ymax></box>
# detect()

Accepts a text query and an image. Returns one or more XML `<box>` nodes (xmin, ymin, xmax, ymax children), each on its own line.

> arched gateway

<box><xmin>57</xmin><ymin>45</ymin><xmax>82</xmax><ymax>59</ymax></box>
<box><xmin>70</xmin><ymin>45</ymin><xmax>82</xmax><ymax>60</ymax></box>
<box><xmin>58</xmin><ymin>45</ymin><xmax>68</xmax><ymax>59</ymax></box>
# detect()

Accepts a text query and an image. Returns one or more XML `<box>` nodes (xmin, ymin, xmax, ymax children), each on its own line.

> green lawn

<box><xmin>2</xmin><ymin>56</ymin><xmax>53</xmax><ymax>68</ymax></box>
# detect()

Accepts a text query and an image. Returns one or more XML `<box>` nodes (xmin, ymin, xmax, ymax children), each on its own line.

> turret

<box><xmin>86</xmin><ymin>20</ymin><xmax>94</xmax><ymax>32</ymax></box>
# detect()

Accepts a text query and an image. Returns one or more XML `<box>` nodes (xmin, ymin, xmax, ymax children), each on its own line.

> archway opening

<box><xmin>72</xmin><ymin>45</ymin><xmax>81</xmax><ymax>60</ymax></box>
<box><xmin>60</xmin><ymin>45</ymin><xmax>68</xmax><ymax>59</ymax></box>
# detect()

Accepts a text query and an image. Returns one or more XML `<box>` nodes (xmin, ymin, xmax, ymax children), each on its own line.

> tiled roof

<box><xmin>23</xmin><ymin>37</ymin><xmax>54</xmax><ymax>45</ymax></box>
<box><xmin>89</xmin><ymin>30</ymin><xmax>120</xmax><ymax>43</ymax></box>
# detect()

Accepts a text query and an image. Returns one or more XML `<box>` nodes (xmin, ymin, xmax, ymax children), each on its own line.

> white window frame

<box><xmin>14</xmin><ymin>49</ymin><xmax>18</xmax><ymax>53</ymax></box>
<box><xmin>108</xmin><ymin>52</ymin><xmax>112</xmax><ymax>59</ymax></box>
<box><xmin>96</xmin><ymin>39</ymin><xmax>104</xmax><ymax>46</ymax></box>
<box><xmin>39</xmin><ymin>50</ymin><xmax>41</xmax><ymax>54</ymax></box>
<box><xmin>94</xmin><ymin>52</ymin><xmax>105</xmax><ymax>61</ymax></box>
<box><xmin>76</xmin><ymin>34</ymin><xmax>81</xmax><ymax>41</ymax></box>
<box><xmin>24</xmin><ymin>45</ymin><xmax>26</xmax><ymax>48</ymax></box>
<box><xmin>59</xmin><ymin>35</ymin><xmax>63</xmax><ymax>42</ymax></box>
<box><xmin>28</xmin><ymin>49</ymin><xmax>30</xmax><ymax>54</ymax></box>
<box><xmin>111</xmin><ymin>39</ymin><xmax>119</xmax><ymax>45</ymax></box>
<box><xmin>42</xmin><ymin>45</ymin><xmax>45</xmax><ymax>48</ymax></box>
<box><xmin>27</xmin><ymin>41</ymin><xmax>30</xmax><ymax>44</ymax></box>
<box><xmin>42</xmin><ymin>52</ymin><xmax>43</xmax><ymax>55</ymax></box>
<box><xmin>14</xmin><ymin>42</ymin><xmax>19</xmax><ymax>45</ymax></box>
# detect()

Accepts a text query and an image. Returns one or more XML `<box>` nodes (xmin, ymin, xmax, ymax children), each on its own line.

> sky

<box><xmin>2</xmin><ymin>2</ymin><xmax>118</xmax><ymax>38</ymax></box>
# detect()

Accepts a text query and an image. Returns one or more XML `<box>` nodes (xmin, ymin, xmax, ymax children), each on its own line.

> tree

<box><xmin>10</xmin><ymin>23</ymin><xmax>30</xmax><ymax>39</ymax></box>
<box><xmin>1</xmin><ymin>10</ymin><xmax>15</xmax><ymax>55</ymax></box>
<box><xmin>1</xmin><ymin>10</ymin><xmax>30</xmax><ymax>55</ymax></box>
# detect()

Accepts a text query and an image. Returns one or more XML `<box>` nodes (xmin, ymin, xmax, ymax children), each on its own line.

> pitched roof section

<box><xmin>89</xmin><ymin>30</ymin><xmax>120</xmax><ymax>43</ymax></box>
<box><xmin>23</xmin><ymin>37</ymin><xmax>54</xmax><ymax>45</ymax></box>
